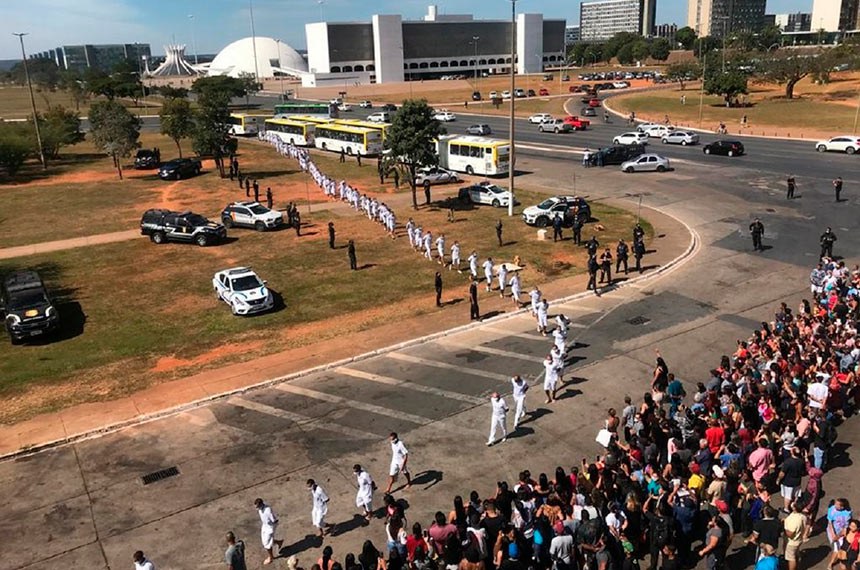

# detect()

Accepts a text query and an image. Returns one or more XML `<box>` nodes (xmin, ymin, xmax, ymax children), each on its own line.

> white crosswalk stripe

<box><xmin>386</xmin><ymin>352</ymin><xmax>510</xmax><ymax>381</ymax></box>
<box><xmin>273</xmin><ymin>383</ymin><xmax>434</xmax><ymax>425</ymax></box>
<box><xmin>336</xmin><ymin>367</ymin><xmax>486</xmax><ymax>405</ymax></box>
<box><xmin>434</xmin><ymin>338</ymin><xmax>546</xmax><ymax>364</ymax></box>
<box><xmin>230</xmin><ymin>397</ymin><xmax>381</xmax><ymax>439</ymax></box>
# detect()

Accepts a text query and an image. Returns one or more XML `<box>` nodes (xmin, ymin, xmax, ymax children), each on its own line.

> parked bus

<box><xmin>287</xmin><ymin>114</ymin><xmax>335</xmax><ymax>126</ymax></box>
<box><xmin>334</xmin><ymin>119</ymin><xmax>391</xmax><ymax>142</ymax></box>
<box><xmin>274</xmin><ymin>102</ymin><xmax>334</xmax><ymax>118</ymax></box>
<box><xmin>263</xmin><ymin>118</ymin><xmax>314</xmax><ymax>146</ymax></box>
<box><xmin>313</xmin><ymin>124</ymin><xmax>383</xmax><ymax>156</ymax></box>
<box><xmin>227</xmin><ymin>113</ymin><xmax>261</xmax><ymax>136</ymax></box>
<box><xmin>436</xmin><ymin>135</ymin><xmax>510</xmax><ymax>176</ymax></box>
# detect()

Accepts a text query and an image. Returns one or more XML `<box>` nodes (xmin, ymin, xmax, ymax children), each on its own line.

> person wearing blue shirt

<box><xmin>754</xmin><ymin>544</ymin><xmax>778</xmax><ymax>570</ymax></box>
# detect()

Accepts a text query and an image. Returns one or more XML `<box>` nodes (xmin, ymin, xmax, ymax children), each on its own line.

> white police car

<box><xmin>221</xmin><ymin>201</ymin><xmax>283</xmax><ymax>232</ymax></box>
<box><xmin>212</xmin><ymin>267</ymin><xmax>275</xmax><ymax>315</ymax></box>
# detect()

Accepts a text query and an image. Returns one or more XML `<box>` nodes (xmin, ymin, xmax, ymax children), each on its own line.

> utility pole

<box><xmin>13</xmin><ymin>32</ymin><xmax>46</xmax><ymax>170</ymax></box>
<box><xmin>472</xmin><ymin>36</ymin><xmax>480</xmax><ymax>92</ymax></box>
<box><xmin>248</xmin><ymin>0</ymin><xmax>259</xmax><ymax>81</ymax></box>
<box><xmin>507</xmin><ymin>0</ymin><xmax>517</xmax><ymax>218</ymax></box>
<box><xmin>698</xmin><ymin>50</ymin><xmax>706</xmax><ymax>129</ymax></box>
<box><xmin>188</xmin><ymin>14</ymin><xmax>199</xmax><ymax>65</ymax></box>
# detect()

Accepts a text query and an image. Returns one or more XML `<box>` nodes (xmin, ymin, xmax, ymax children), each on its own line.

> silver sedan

<box><xmin>620</xmin><ymin>153</ymin><xmax>671</xmax><ymax>173</ymax></box>
<box><xmin>661</xmin><ymin>131</ymin><xmax>699</xmax><ymax>145</ymax></box>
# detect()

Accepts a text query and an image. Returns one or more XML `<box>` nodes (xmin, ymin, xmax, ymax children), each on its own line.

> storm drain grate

<box><xmin>141</xmin><ymin>466</ymin><xmax>180</xmax><ymax>485</ymax></box>
<box><xmin>627</xmin><ymin>316</ymin><xmax>650</xmax><ymax>326</ymax></box>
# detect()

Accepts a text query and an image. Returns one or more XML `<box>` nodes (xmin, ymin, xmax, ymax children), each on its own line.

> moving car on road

<box><xmin>581</xmin><ymin>107</ymin><xmax>597</xmax><ymax>117</ymax></box>
<box><xmin>1</xmin><ymin>271</ymin><xmax>60</xmax><ymax>344</ymax></box>
<box><xmin>590</xmin><ymin>144</ymin><xmax>646</xmax><ymax>166</ymax></box>
<box><xmin>140</xmin><ymin>209</ymin><xmax>227</xmax><ymax>247</ymax></box>
<box><xmin>661</xmin><ymin>131</ymin><xmax>699</xmax><ymax>145</ymax></box>
<box><xmin>359</xmin><ymin>100</ymin><xmax>373</xmax><ymax>108</ymax></box>
<box><xmin>539</xmin><ymin>88</ymin><xmax>550</xmax><ymax>96</ymax></box>
<box><xmin>366</xmin><ymin>111</ymin><xmax>391</xmax><ymax>123</ymax></box>
<box><xmin>466</xmin><ymin>124</ymin><xmax>492</xmax><ymax>135</ymax></box>
<box><xmin>213</xmin><ymin>267</ymin><xmax>275</xmax><ymax>316</ymax></box>
<box><xmin>703</xmin><ymin>140</ymin><xmax>745</xmax><ymax>157</ymax></box>
<box><xmin>221</xmin><ymin>201</ymin><xmax>284</xmax><ymax>232</ymax></box>
<box><xmin>563</xmin><ymin>116</ymin><xmax>590</xmax><ymax>130</ymax></box>
<box><xmin>529</xmin><ymin>113</ymin><xmax>553</xmax><ymax>124</ymax></box>
<box><xmin>158</xmin><ymin>158</ymin><xmax>202</xmax><ymax>180</ymax></box>
<box><xmin>538</xmin><ymin>119</ymin><xmax>572</xmax><ymax>133</ymax></box>
<box><xmin>613</xmin><ymin>132</ymin><xmax>649</xmax><ymax>145</ymax></box>
<box><xmin>458</xmin><ymin>182</ymin><xmax>516</xmax><ymax>208</ymax></box>
<box><xmin>815</xmin><ymin>135</ymin><xmax>860</xmax><ymax>154</ymax></box>
<box><xmin>434</xmin><ymin>110</ymin><xmax>457</xmax><ymax>122</ymax></box>
<box><xmin>522</xmin><ymin>196</ymin><xmax>591</xmax><ymax>227</ymax></box>
<box><xmin>415</xmin><ymin>166</ymin><xmax>460</xmax><ymax>188</ymax></box>
<box><xmin>621</xmin><ymin>153</ymin><xmax>671</xmax><ymax>173</ymax></box>
<box><xmin>641</xmin><ymin>124</ymin><xmax>675</xmax><ymax>138</ymax></box>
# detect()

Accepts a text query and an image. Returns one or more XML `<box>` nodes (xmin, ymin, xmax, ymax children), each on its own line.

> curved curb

<box><xmin>0</xmin><ymin>203</ymin><xmax>700</xmax><ymax>462</ymax></box>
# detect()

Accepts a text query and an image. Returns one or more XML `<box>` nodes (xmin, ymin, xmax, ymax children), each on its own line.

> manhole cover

<box><xmin>141</xmin><ymin>466</ymin><xmax>180</xmax><ymax>485</ymax></box>
<box><xmin>765</xmin><ymin>208</ymin><xmax>776</xmax><ymax>212</ymax></box>
<box><xmin>627</xmin><ymin>316</ymin><xmax>650</xmax><ymax>326</ymax></box>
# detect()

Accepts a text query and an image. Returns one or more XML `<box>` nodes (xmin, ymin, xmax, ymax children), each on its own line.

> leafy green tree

<box><xmin>192</xmin><ymin>89</ymin><xmax>233</xmax><ymax>177</ymax></box>
<box><xmin>35</xmin><ymin>106</ymin><xmax>84</xmax><ymax>160</ymax></box>
<box><xmin>757</xmin><ymin>25</ymin><xmax>783</xmax><ymax>51</ymax></box>
<box><xmin>616</xmin><ymin>43</ymin><xmax>635</xmax><ymax>65</ymax></box>
<box><xmin>0</xmin><ymin>123</ymin><xmax>33</xmax><ymax>175</ymax></box>
<box><xmin>583</xmin><ymin>44</ymin><xmax>604</xmax><ymax>66</ymax></box>
<box><xmin>88</xmin><ymin>100</ymin><xmax>141</xmax><ymax>179</ymax></box>
<box><xmin>192</xmin><ymin>76</ymin><xmax>248</xmax><ymax>100</ymax></box>
<box><xmin>675</xmin><ymin>26</ymin><xmax>697</xmax><ymax>50</ymax></box>
<box><xmin>665</xmin><ymin>61</ymin><xmax>702</xmax><ymax>90</ymax></box>
<box><xmin>704</xmin><ymin>66</ymin><xmax>748</xmax><ymax>105</ymax></box>
<box><xmin>604</xmin><ymin>32</ymin><xmax>640</xmax><ymax>60</ymax></box>
<box><xmin>567</xmin><ymin>43</ymin><xmax>587</xmax><ymax>67</ymax></box>
<box><xmin>58</xmin><ymin>70</ymin><xmax>89</xmax><ymax>110</ymax></box>
<box><xmin>384</xmin><ymin>99</ymin><xmax>446</xmax><ymax>209</ymax></box>
<box><xmin>632</xmin><ymin>40</ymin><xmax>652</xmax><ymax>62</ymax></box>
<box><xmin>160</xmin><ymin>98</ymin><xmax>194</xmax><ymax>158</ymax></box>
<box><xmin>237</xmin><ymin>72</ymin><xmax>261</xmax><ymax>107</ymax></box>
<box><xmin>694</xmin><ymin>37</ymin><xmax>721</xmax><ymax>58</ymax></box>
<box><xmin>157</xmin><ymin>85</ymin><xmax>189</xmax><ymax>100</ymax></box>
<box><xmin>649</xmin><ymin>38</ymin><xmax>672</xmax><ymax>61</ymax></box>
<box><xmin>9</xmin><ymin>58</ymin><xmax>61</xmax><ymax>90</ymax></box>
<box><xmin>755</xmin><ymin>48</ymin><xmax>851</xmax><ymax>99</ymax></box>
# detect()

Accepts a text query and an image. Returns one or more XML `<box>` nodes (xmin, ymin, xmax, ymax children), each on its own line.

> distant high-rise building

<box><xmin>565</xmin><ymin>25</ymin><xmax>581</xmax><ymax>45</ymax></box>
<box><xmin>811</xmin><ymin>0</ymin><xmax>859</xmax><ymax>32</ymax></box>
<box><xmin>654</xmin><ymin>23</ymin><xmax>679</xmax><ymax>39</ymax></box>
<box><xmin>772</xmin><ymin>12</ymin><xmax>813</xmax><ymax>32</ymax></box>
<box><xmin>580</xmin><ymin>0</ymin><xmax>656</xmax><ymax>42</ymax></box>
<box><xmin>687</xmin><ymin>0</ymin><xmax>766</xmax><ymax>37</ymax></box>
<box><xmin>34</xmin><ymin>43</ymin><xmax>152</xmax><ymax>72</ymax></box>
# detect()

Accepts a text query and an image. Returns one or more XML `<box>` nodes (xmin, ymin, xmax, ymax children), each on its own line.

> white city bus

<box><xmin>227</xmin><ymin>113</ymin><xmax>261</xmax><ymax>136</ymax></box>
<box><xmin>313</xmin><ymin>124</ymin><xmax>383</xmax><ymax>156</ymax></box>
<box><xmin>264</xmin><ymin>118</ymin><xmax>315</xmax><ymax>146</ymax></box>
<box><xmin>436</xmin><ymin>135</ymin><xmax>510</xmax><ymax>176</ymax></box>
<box><xmin>334</xmin><ymin>119</ymin><xmax>391</xmax><ymax>142</ymax></box>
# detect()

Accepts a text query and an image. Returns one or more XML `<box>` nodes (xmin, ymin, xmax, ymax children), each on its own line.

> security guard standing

<box><xmin>786</xmin><ymin>175</ymin><xmax>796</xmax><ymax>200</ymax></box>
<box><xmin>833</xmin><ymin>176</ymin><xmax>843</xmax><ymax>202</ymax></box>
<box><xmin>615</xmin><ymin>239</ymin><xmax>629</xmax><ymax>275</ymax></box>
<box><xmin>328</xmin><ymin>221</ymin><xmax>336</xmax><ymax>249</ymax></box>
<box><xmin>571</xmin><ymin>207</ymin><xmax>583</xmax><ymax>245</ymax></box>
<box><xmin>820</xmin><ymin>227</ymin><xmax>837</xmax><ymax>259</ymax></box>
<box><xmin>434</xmin><ymin>272</ymin><xmax>443</xmax><ymax>307</ymax></box>
<box><xmin>253</xmin><ymin>179</ymin><xmax>260</xmax><ymax>202</ymax></box>
<box><xmin>552</xmin><ymin>214</ymin><xmax>563</xmax><ymax>242</ymax></box>
<box><xmin>599</xmin><ymin>247</ymin><xmax>613</xmax><ymax>283</ymax></box>
<box><xmin>586</xmin><ymin>236</ymin><xmax>600</xmax><ymax>257</ymax></box>
<box><xmin>348</xmin><ymin>240</ymin><xmax>357</xmax><ymax>270</ymax></box>
<box><xmin>586</xmin><ymin>255</ymin><xmax>600</xmax><ymax>294</ymax></box>
<box><xmin>244</xmin><ymin>177</ymin><xmax>251</xmax><ymax>196</ymax></box>
<box><xmin>266</xmin><ymin>188</ymin><xmax>273</xmax><ymax>209</ymax></box>
<box><xmin>749</xmin><ymin>218</ymin><xmax>765</xmax><ymax>252</ymax></box>
<box><xmin>495</xmin><ymin>219</ymin><xmax>503</xmax><ymax>247</ymax></box>
<box><xmin>293</xmin><ymin>210</ymin><xmax>301</xmax><ymax>236</ymax></box>
<box><xmin>633</xmin><ymin>223</ymin><xmax>645</xmax><ymax>248</ymax></box>
<box><xmin>633</xmin><ymin>239</ymin><xmax>646</xmax><ymax>273</ymax></box>
<box><xmin>469</xmin><ymin>279</ymin><xmax>480</xmax><ymax>321</ymax></box>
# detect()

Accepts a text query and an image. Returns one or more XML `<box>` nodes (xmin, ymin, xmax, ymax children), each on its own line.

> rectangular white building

<box><xmin>579</xmin><ymin>0</ymin><xmax>656</xmax><ymax>42</ymax></box>
<box><xmin>811</xmin><ymin>0</ymin><xmax>859</xmax><ymax>31</ymax></box>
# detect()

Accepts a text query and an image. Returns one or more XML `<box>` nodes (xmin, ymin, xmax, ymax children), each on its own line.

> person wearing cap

<box><xmin>487</xmin><ymin>392</ymin><xmax>509</xmax><ymax>446</ymax></box>
<box><xmin>354</xmin><ymin>464</ymin><xmax>375</xmax><ymax>521</ymax></box>
<box><xmin>254</xmin><ymin>498</ymin><xmax>282</xmax><ymax>565</ymax></box>
<box><xmin>706</xmin><ymin>465</ymin><xmax>727</xmax><ymax>513</ymax></box>
<box><xmin>687</xmin><ymin>463</ymin><xmax>705</xmax><ymax>499</ymax></box>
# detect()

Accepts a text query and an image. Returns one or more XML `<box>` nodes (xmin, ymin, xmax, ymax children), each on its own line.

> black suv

<box><xmin>590</xmin><ymin>144</ymin><xmax>646</xmax><ymax>166</ymax></box>
<box><xmin>158</xmin><ymin>158</ymin><xmax>202</xmax><ymax>180</ymax></box>
<box><xmin>703</xmin><ymin>140</ymin><xmax>745</xmax><ymax>157</ymax></box>
<box><xmin>134</xmin><ymin>149</ymin><xmax>159</xmax><ymax>169</ymax></box>
<box><xmin>140</xmin><ymin>209</ymin><xmax>227</xmax><ymax>246</ymax></box>
<box><xmin>1</xmin><ymin>271</ymin><xmax>60</xmax><ymax>344</ymax></box>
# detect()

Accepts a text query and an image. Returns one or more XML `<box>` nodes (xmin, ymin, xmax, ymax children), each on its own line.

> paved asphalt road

<box><xmin>3</xmin><ymin>124</ymin><xmax>860</xmax><ymax>570</ymax></box>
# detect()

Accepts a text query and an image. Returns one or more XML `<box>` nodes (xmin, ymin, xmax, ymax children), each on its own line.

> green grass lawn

<box><xmin>610</xmin><ymin>88</ymin><xmax>858</xmax><ymax>135</ymax></box>
<box><xmin>0</xmin><ymin>85</ymin><xmax>158</xmax><ymax>119</ymax></box>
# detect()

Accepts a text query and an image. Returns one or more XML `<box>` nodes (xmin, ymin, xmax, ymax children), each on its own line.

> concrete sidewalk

<box><xmin>0</xmin><ymin>200</ymin><xmax>692</xmax><ymax>458</ymax></box>
<box><xmin>0</xmin><ymin>230</ymin><xmax>141</xmax><ymax>260</ymax></box>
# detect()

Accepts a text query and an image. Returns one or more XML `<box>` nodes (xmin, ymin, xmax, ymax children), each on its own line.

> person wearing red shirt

<box><xmin>705</xmin><ymin>418</ymin><xmax>725</xmax><ymax>455</ymax></box>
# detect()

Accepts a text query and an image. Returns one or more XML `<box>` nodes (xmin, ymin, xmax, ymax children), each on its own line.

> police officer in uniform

<box><xmin>495</xmin><ymin>219</ymin><xmax>503</xmax><ymax>246</ymax></box>
<box><xmin>266</xmin><ymin>188</ymin><xmax>273</xmax><ymax>209</ymax></box>
<box><xmin>328</xmin><ymin>221</ymin><xmax>336</xmax><ymax>249</ymax></box>
<box><xmin>469</xmin><ymin>279</ymin><xmax>480</xmax><ymax>321</ymax></box>
<box><xmin>245</xmin><ymin>177</ymin><xmax>251</xmax><ymax>197</ymax></box>
<box><xmin>434</xmin><ymin>272</ymin><xmax>443</xmax><ymax>307</ymax></box>
<box><xmin>586</xmin><ymin>255</ymin><xmax>600</xmax><ymax>293</ymax></box>
<box><xmin>787</xmin><ymin>175</ymin><xmax>796</xmax><ymax>200</ymax></box>
<box><xmin>253</xmin><ymin>179</ymin><xmax>260</xmax><ymax>202</ymax></box>
<box><xmin>586</xmin><ymin>236</ymin><xmax>600</xmax><ymax>257</ymax></box>
<box><xmin>833</xmin><ymin>176</ymin><xmax>843</xmax><ymax>202</ymax></box>
<box><xmin>820</xmin><ymin>227</ymin><xmax>837</xmax><ymax>259</ymax></box>
<box><xmin>633</xmin><ymin>223</ymin><xmax>645</xmax><ymax>248</ymax></box>
<box><xmin>616</xmin><ymin>239</ymin><xmax>629</xmax><ymax>275</ymax></box>
<box><xmin>552</xmin><ymin>214</ymin><xmax>563</xmax><ymax>242</ymax></box>
<box><xmin>633</xmin><ymin>239</ymin><xmax>646</xmax><ymax>273</ymax></box>
<box><xmin>348</xmin><ymin>240</ymin><xmax>357</xmax><ymax>270</ymax></box>
<box><xmin>749</xmin><ymin>218</ymin><xmax>765</xmax><ymax>252</ymax></box>
<box><xmin>571</xmin><ymin>207</ymin><xmax>583</xmax><ymax>245</ymax></box>
<box><xmin>293</xmin><ymin>210</ymin><xmax>301</xmax><ymax>236</ymax></box>
<box><xmin>599</xmin><ymin>248</ymin><xmax>613</xmax><ymax>283</ymax></box>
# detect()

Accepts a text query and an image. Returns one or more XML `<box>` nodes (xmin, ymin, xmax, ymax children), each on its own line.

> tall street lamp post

<box><xmin>507</xmin><ymin>0</ymin><xmax>518</xmax><ymax>218</ymax></box>
<box><xmin>13</xmin><ymin>32</ymin><xmax>45</xmax><ymax>170</ymax></box>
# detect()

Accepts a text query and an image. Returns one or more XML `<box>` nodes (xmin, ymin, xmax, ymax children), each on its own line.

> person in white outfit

<box><xmin>487</xmin><ymin>392</ymin><xmax>509</xmax><ymax>446</ymax></box>
<box><xmin>436</xmin><ymin>234</ymin><xmax>446</xmax><ymax>265</ymax></box>
<box><xmin>423</xmin><ymin>231</ymin><xmax>433</xmax><ymax>259</ymax></box>
<box><xmin>551</xmin><ymin>345</ymin><xmax>565</xmax><ymax>385</ymax></box>
<box><xmin>451</xmin><ymin>241</ymin><xmax>461</xmax><ymax>271</ymax></box>
<box><xmin>254</xmin><ymin>498</ymin><xmax>282</xmax><ymax>565</ymax></box>
<box><xmin>510</xmin><ymin>273</ymin><xmax>522</xmax><ymax>306</ymax></box>
<box><xmin>307</xmin><ymin>479</ymin><xmax>330</xmax><ymax>537</ymax></box>
<box><xmin>483</xmin><ymin>258</ymin><xmax>494</xmax><ymax>291</ymax></box>
<box><xmin>385</xmin><ymin>432</ymin><xmax>412</xmax><ymax>493</ymax></box>
<box><xmin>555</xmin><ymin>314</ymin><xmax>570</xmax><ymax>337</ymax></box>
<box><xmin>511</xmin><ymin>375</ymin><xmax>529</xmax><ymax>429</ymax></box>
<box><xmin>529</xmin><ymin>287</ymin><xmax>542</xmax><ymax>316</ymax></box>
<box><xmin>543</xmin><ymin>354</ymin><xmax>559</xmax><ymax>403</ymax></box>
<box><xmin>468</xmin><ymin>251</ymin><xmax>479</xmax><ymax>279</ymax></box>
<box><xmin>353</xmin><ymin>464</ymin><xmax>375</xmax><ymax>520</ymax></box>
<box><xmin>536</xmin><ymin>299</ymin><xmax>549</xmax><ymax>335</ymax></box>
<box><xmin>552</xmin><ymin>326</ymin><xmax>566</xmax><ymax>355</ymax></box>
<box><xmin>498</xmin><ymin>264</ymin><xmax>508</xmax><ymax>298</ymax></box>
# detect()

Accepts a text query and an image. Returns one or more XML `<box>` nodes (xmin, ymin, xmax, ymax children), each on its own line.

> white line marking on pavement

<box><xmin>273</xmin><ymin>384</ymin><xmax>433</xmax><ymax>425</ymax></box>
<box><xmin>230</xmin><ymin>397</ymin><xmax>381</xmax><ymax>439</ymax></box>
<box><xmin>386</xmin><ymin>352</ymin><xmax>510</xmax><ymax>382</ymax></box>
<box><xmin>434</xmin><ymin>338</ymin><xmax>546</xmax><ymax>364</ymax></box>
<box><xmin>335</xmin><ymin>367</ymin><xmax>485</xmax><ymax>406</ymax></box>
<box><xmin>481</xmin><ymin>325</ymin><xmax>555</xmax><ymax>342</ymax></box>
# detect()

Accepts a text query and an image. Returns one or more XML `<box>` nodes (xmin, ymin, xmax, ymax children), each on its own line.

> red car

<box><xmin>539</xmin><ymin>88</ymin><xmax>550</xmax><ymax>96</ymax></box>
<box><xmin>563</xmin><ymin>116</ymin><xmax>590</xmax><ymax>130</ymax></box>
<box><xmin>588</xmin><ymin>98</ymin><xmax>601</xmax><ymax>108</ymax></box>
<box><xmin>568</xmin><ymin>85</ymin><xmax>579</xmax><ymax>93</ymax></box>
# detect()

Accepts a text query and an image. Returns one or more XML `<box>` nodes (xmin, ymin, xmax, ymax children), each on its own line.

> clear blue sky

<box><xmin>2</xmin><ymin>0</ymin><xmax>813</xmax><ymax>59</ymax></box>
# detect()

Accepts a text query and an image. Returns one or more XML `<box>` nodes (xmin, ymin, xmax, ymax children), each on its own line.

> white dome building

<box><xmin>207</xmin><ymin>37</ymin><xmax>307</xmax><ymax>78</ymax></box>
